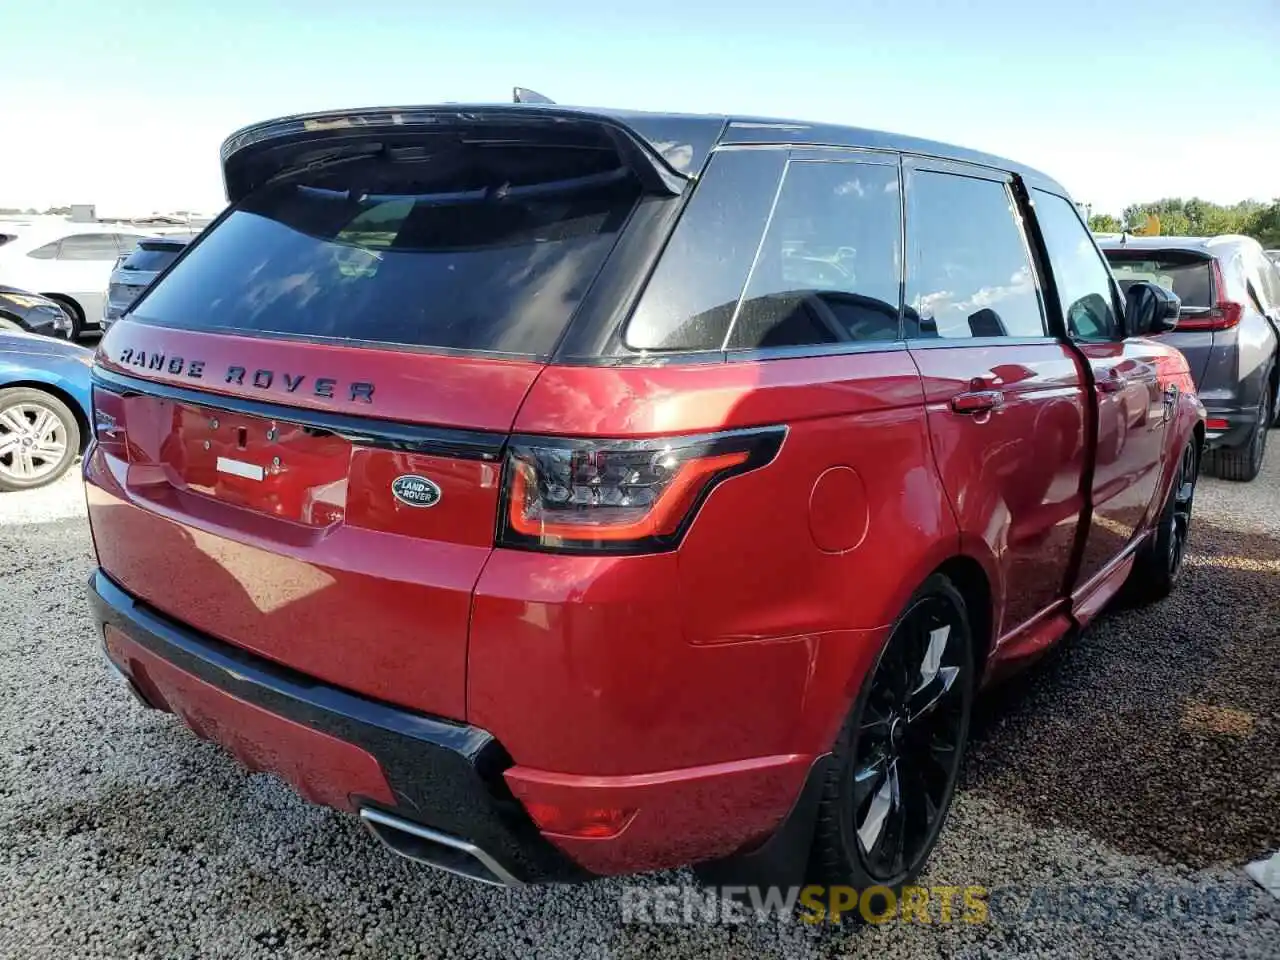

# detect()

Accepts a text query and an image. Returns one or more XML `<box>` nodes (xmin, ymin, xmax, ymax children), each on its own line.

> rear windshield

<box><xmin>1103</xmin><ymin>251</ymin><xmax>1213</xmax><ymax>309</ymax></box>
<box><xmin>133</xmin><ymin>145</ymin><xmax>640</xmax><ymax>356</ymax></box>
<box><xmin>121</xmin><ymin>241</ymin><xmax>186</xmax><ymax>273</ymax></box>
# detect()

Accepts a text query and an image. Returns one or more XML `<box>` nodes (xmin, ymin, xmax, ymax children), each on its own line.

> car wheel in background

<box><xmin>47</xmin><ymin>296</ymin><xmax>84</xmax><ymax>340</ymax></box>
<box><xmin>0</xmin><ymin>387</ymin><xmax>81</xmax><ymax>492</ymax></box>
<box><xmin>1271</xmin><ymin>365</ymin><xmax>1280</xmax><ymax>428</ymax></box>
<box><xmin>1127</xmin><ymin>440</ymin><xmax>1199</xmax><ymax>604</ymax></box>
<box><xmin>1206</xmin><ymin>373</ymin><xmax>1271</xmax><ymax>482</ymax></box>
<box><xmin>810</xmin><ymin>573</ymin><xmax>974</xmax><ymax>896</ymax></box>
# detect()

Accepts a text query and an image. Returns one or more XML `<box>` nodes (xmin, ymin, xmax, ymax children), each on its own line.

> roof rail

<box><xmin>513</xmin><ymin>87</ymin><xmax>555</xmax><ymax>104</ymax></box>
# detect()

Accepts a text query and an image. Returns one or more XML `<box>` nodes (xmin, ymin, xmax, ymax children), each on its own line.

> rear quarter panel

<box><xmin>471</xmin><ymin>351</ymin><xmax>962</xmax><ymax>775</ymax></box>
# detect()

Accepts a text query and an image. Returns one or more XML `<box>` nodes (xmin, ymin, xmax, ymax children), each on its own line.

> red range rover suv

<box><xmin>86</xmin><ymin>103</ymin><xmax>1205</xmax><ymax>891</ymax></box>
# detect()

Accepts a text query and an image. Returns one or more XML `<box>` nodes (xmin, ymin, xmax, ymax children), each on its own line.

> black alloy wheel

<box><xmin>811</xmin><ymin>574</ymin><xmax>974</xmax><ymax>889</ymax></box>
<box><xmin>1167</xmin><ymin>440</ymin><xmax>1198</xmax><ymax>579</ymax></box>
<box><xmin>1127</xmin><ymin>438</ymin><xmax>1199</xmax><ymax>603</ymax></box>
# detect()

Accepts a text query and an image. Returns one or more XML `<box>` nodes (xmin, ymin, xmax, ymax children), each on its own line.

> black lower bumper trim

<box><xmin>88</xmin><ymin>569</ymin><xmax>585</xmax><ymax>884</ymax></box>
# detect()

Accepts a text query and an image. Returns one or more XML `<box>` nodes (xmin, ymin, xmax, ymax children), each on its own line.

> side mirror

<box><xmin>1124</xmin><ymin>280</ymin><xmax>1180</xmax><ymax>337</ymax></box>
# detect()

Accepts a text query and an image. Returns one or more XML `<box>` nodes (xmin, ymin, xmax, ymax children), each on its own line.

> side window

<box><xmin>1032</xmin><ymin>190</ymin><xmax>1120</xmax><ymax>340</ymax></box>
<box><xmin>26</xmin><ymin>241</ymin><xmax>59</xmax><ymax>260</ymax></box>
<box><xmin>57</xmin><ymin>234</ymin><xmax>124</xmax><ymax>261</ymax></box>
<box><xmin>624</xmin><ymin>149</ymin><xmax>786</xmax><ymax>352</ymax></box>
<box><xmin>726</xmin><ymin>160</ymin><xmax>902</xmax><ymax>350</ymax></box>
<box><xmin>905</xmin><ymin>171</ymin><xmax>1045</xmax><ymax>339</ymax></box>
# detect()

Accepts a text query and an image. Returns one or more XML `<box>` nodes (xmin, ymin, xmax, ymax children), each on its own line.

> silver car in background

<box><xmin>1100</xmin><ymin>234</ymin><xmax>1280</xmax><ymax>482</ymax></box>
<box><xmin>101</xmin><ymin>236</ymin><xmax>191</xmax><ymax>333</ymax></box>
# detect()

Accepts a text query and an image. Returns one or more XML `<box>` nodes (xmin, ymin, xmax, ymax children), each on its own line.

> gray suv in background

<box><xmin>101</xmin><ymin>236</ymin><xmax>190</xmax><ymax>332</ymax></box>
<box><xmin>1101</xmin><ymin>235</ymin><xmax>1280</xmax><ymax>481</ymax></box>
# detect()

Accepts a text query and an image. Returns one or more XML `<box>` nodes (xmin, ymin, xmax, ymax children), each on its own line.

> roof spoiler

<box><xmin>219</xmin><ymin>105</ymin><xmax>691</xmax><ymax>204</ymax></box>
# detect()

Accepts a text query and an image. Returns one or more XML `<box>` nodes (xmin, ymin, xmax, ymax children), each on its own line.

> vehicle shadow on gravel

<box><xmin>962</xmin><ymin>516</ymin><xmax>1279</xmax><ymax>870</ymax></box>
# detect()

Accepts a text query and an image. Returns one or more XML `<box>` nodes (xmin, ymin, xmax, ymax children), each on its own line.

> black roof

<box><xmin>221</xmin><ymin>103</ymin><xmax>1070</xmax><ymax>203</ymax></box>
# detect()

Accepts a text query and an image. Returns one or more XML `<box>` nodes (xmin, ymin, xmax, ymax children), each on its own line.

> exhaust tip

<box><xmin>358</xmin><ymin>808</ymin><xmax>524</xmax><ymax>887</ymax></box>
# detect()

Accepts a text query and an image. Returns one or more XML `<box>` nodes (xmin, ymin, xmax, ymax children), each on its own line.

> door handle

<box><xmin>1097</xmin><ymin>375</ymin><xmax>1129</xmax><ymax>394</ymax></box>
<box><xmin>951</xmin><ymin>390</ymin><xmax>1005</xmax><ymax>415</ymax></box>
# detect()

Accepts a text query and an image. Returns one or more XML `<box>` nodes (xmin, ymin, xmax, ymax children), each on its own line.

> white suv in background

<box><xmin>0</xmin><ymin>224</ymin><xmax>146</xmax><ymax>339</ymax></box>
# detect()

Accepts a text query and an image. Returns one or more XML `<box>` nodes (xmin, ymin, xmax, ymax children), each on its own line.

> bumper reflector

<box><xmin>524</xmin><ymin>802</ymin><xmax>636</xmax><ymax>838</ymax></box>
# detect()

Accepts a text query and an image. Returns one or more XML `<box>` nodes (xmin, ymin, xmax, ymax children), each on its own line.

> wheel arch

<box><xmin>39</xmin><ymin>293</ymin><xmax>84</xmax><ymax>324</ymax></box>
<box><xmin>931</xmin><ymin>555</ymin><xmax>995</xmax><ymax>677</ymax></box>
<box><xmin>0</xmin><ymin>380</ymin><xmax>92</xmax><ymax>452</ymax></box>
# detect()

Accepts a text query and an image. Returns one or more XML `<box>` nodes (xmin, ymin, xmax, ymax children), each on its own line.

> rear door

<box><xmin>903</xmin><ymin>160</ymin><xmax>1089</xmax><ymax>642</ymax></box>
<box><xmin>1032</xmin><ymin>190</ymin><xmax>1168</xmax><ymax>591</ymax></box>
<box><xmin>86</xmin><ymin>137</ymin><xmax>649</xmax><ymax>721</ymax></box>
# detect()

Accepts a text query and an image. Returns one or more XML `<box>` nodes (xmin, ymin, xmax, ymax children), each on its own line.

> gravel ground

<box><xmin>1</xmin><ymin>455</ymin><xmax>1278</xmax><ymax>959</ymax></box>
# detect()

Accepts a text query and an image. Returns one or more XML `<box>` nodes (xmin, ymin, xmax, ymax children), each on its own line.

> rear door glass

<box><xmin>905</xmin><ymin>171</ymin><xmax>1045</xmax><ymax>339</ymax></box>
<box><xmin>133</xmin><ymin>146</ymin><xmax>641</xmax><ymax>356</ymax></box>
<box><xmin>1103</xmin><ymin>252</ymin><xmax>1213</xmax><ymax>309</ymax></box>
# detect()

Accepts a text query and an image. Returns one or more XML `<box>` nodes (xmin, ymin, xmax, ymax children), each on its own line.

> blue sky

<box><xmin>3</xmin><ymin>0</ymin><xmax>1277</xmax><ymax>215</ymax></box>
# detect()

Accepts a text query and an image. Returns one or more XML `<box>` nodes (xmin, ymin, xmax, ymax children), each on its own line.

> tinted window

<box><xmin>1104</xmin><ymin>253</ymin><xmax>1213</xmax><ymax>309</ymax></box>
<box><xmin>26</xmin><ymin>241</ymin><xmax>58</xmax><ymax>260</ymax></box>
<box><xmin>121</xmin><ymin>241</ymin><xmax>186</xmax><ymax>273</ymax></box>
<box><xmin>58</xmin><ymin>234</ymin><xmax>126</xmax><ymax>261</ymax></box>
<box><xmin>135</xmin><ymin>145</ymin><xmax>641</xmax><ymax>355</ymax></box>
<box><xmin>625</xmin><ymin>149</ymin><xmax>785</xmax><ymax>351</ymax></box>
<box><xmin>905</xmin><ymin>172</ymin><xmax>1044</xmax><ymax>339</ymax></box>
<box><xmin>1033</xmin><ymin>190</ymin><xmax>1119</xmax><ymax>339</ymax></box>
<box><xmin>726</xmin><ymin>160</ymin><xmax>902</xmax><ymax>350</ymax></box>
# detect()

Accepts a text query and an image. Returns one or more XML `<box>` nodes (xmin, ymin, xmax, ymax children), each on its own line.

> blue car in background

<box><xmin>0</xmin><ymin>324</ymin><xmax>93</xmax><ymax>490</ymax></box>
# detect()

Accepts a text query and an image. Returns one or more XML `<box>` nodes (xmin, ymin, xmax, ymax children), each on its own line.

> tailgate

<box><xmin>83</xmin><ymin>121</ymin><xmax>657</xmax><ymax>721</ymax></box>
<box><xmin>87</xmin><ymin>334</ymin><xmax>536</xmax><ymax>719</ymax></box>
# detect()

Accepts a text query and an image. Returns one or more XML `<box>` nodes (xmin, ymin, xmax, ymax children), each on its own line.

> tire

<box><xmin>48</xmin><ymin>296</ymin><xmax>83</xmax><ymax>340</ymax></box>
<box><xmin>809</xmin><ymin>573</ymin><xmax>975</xmax><ymax>895</ymax></box>
<box><xmin>1205</xmin><ymin>373</ymin><xmax>1271</xmax><ymax>482</ymax></box>
<box><xmin>1271</xmin><ymin>366</ymin><xmax>1280</xmax><ymax>428</ymax></box>
<box><xmin>0</xmin><ymin>387</ymin><xmax>81</xmax><ymax>492</ymax></box>
<box><xmin>1127</xmin><ymin>440</ymin><xmax>1198</xmax><ymax>604</ymax></box>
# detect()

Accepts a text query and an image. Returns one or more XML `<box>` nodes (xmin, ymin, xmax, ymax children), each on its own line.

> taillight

<box><xmin>1177</xmin><ymin>260</ymin><xmax>1243</xmax><ymax>331</ymax></box>
<box><xmin>91</xmin><ymin>385</ymin><xmax>129</xmax><ymax>459</ymax></box>
<box><xmin>498</xmin><ymin>427</ymin><xmax>785</xmax><ymax>553</ymax></box>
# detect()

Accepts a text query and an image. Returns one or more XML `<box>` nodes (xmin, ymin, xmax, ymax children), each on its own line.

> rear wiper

<box><xmin>263</xmin><ymin>146</ymin><xmax>385</xmax><ymax>187</ymax></box>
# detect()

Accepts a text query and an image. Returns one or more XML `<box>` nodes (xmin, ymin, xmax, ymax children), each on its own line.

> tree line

<box><xmin>1088</xmin><ymin>198</ymin><xmax>1280</xmax><ymax>248</ymax></box>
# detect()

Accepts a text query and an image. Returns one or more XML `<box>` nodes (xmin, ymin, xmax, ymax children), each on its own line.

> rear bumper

<box><xmin>89</xmin><ymin>569</ymin><xmax>583</xmax><ymax>884</ymax></box>
<box><xmin>1202</xmin><ymin>404</ymin><xmax>1260</xmax><ymax>450</ymax></box>
<box><xmin>89</xmin><ymin>569</ymin><xmax>819</xmax><ymax>881</ymax></box>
